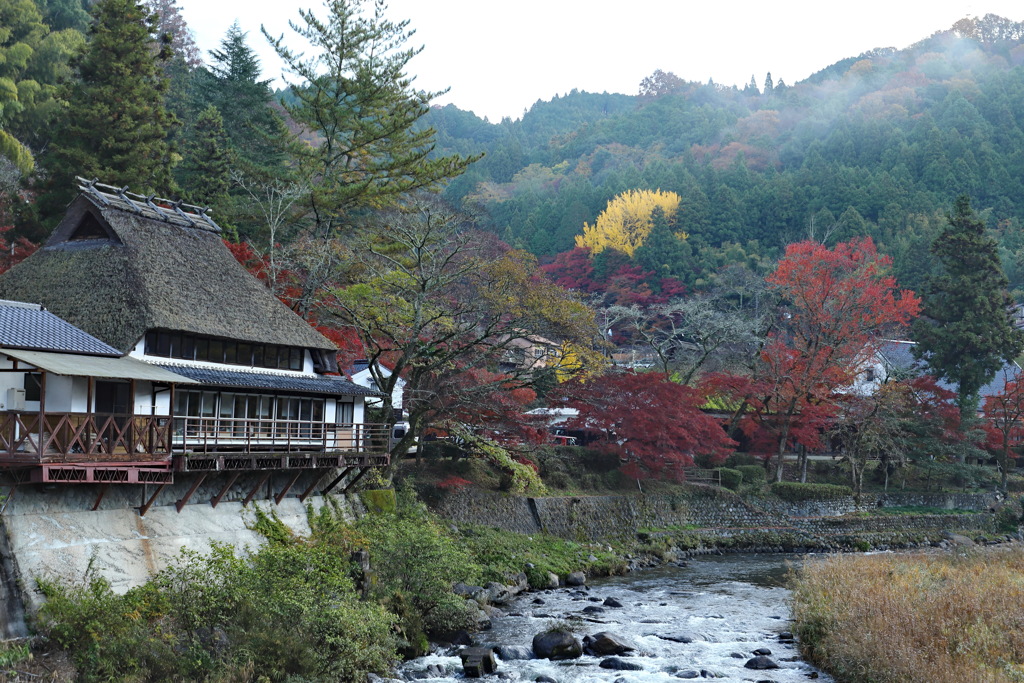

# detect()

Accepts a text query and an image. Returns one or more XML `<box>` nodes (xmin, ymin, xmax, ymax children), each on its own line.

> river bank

<box><xmin>791</xmin><ymin>548</ymin><xmax>1024</xmax><ymax>683</ymax></box>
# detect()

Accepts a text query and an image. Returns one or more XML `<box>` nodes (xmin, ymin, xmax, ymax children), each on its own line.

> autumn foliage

<box><xmin>562</xmin><ymin>371</ymin><xmax>734</xmax><ymax>479</ymax></box>
<box><xmin>574</xmin><ymin>189</ymin><xmax>681</xmax><ymax>257</ymax></box>
<box><xmin>716</xmin><ymin>238</ymin><xmax>920</xmax><ymax>478</ymax></box>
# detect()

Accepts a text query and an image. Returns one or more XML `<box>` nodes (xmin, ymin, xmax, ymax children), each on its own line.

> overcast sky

<box><xmin>175</xmin><ymin>1</ymin><xmax>1024</xmax><ymax>122</ymax></box>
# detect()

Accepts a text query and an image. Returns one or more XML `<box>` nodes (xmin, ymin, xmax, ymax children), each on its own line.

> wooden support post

<box><xmin>341</xmin><ymin>467</ymin><xmax>371</xmax><ymax>494</ymax></box>
<box><xmin>274</xmin><ymin>470</ymin><xmax>302</xmax><ymax>505</ymax></box>
<box><xmin>138</xmin><ymin>483</ymin><xmax>165</xmax><ymax>517</ymax></box>
<box><xmin>242</xmin><ymin>473</ymin><xmax>270</xmax><ymax>507</ymax></box>
<box><xmin>175</xmin><ymin>472</ymin><xmax>207</xmax><ymax>513</ymax></box>
<box><xmin>210</xmin><ymin>472</ymin><xmax>239</xmax><ymax>508</ymax></box>
<box><xmin>320</xmin><ymin>467</ymin><xmax>353</xmax><ymax>497</ymax></box>
<box><xmin>91</xmin><ymin>484</ymin><xmax>108</xmax><ymax>512</ymax></box>
<box><xmin>298</xmin><ymin>470</ymin><xmax>329</xmax><ymax>503</ymax></box>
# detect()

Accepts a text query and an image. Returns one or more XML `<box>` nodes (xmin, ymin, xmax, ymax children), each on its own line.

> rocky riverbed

<box><xmin>395</xmin><ymin>554</ymin><xmax>831</xmax><ymax>682</ymax></box>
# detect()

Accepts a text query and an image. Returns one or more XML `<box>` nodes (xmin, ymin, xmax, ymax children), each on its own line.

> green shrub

<box><xmin>716</xmin><ymin>467</ymin><xmax>743</xmax><ymax>490</ymax></box>
<box><xmin>726</xmin><ymin>453</ymin><xmax>762</xmax><ymax>468</ymax></box>
<box><xmin>771</xmin><ymin>481</ymin><xmax>853</xmax><ymax>502</ymax></box>
<box><xmin>736</xmin><ymin>465</ymin><xmax>767</xmax><ymax>485</ymax></box>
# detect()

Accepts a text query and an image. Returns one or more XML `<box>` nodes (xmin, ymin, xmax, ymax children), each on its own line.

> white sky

<box><xmin>176</xmin><ymin>0</ymin><xmax>1024</xmax><ymax>122</ymax></box>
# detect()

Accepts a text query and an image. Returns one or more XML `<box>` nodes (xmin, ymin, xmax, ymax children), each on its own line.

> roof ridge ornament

<box><xmin>74</xmin><ymin>177</ymin><xmax>222</xmax><ymax>233</ymax></box>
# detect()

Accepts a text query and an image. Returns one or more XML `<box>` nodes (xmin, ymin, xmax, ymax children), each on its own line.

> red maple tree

<box><xmin>983</xmin><ymin>371</ymin><xmax>1024</xmax><ymax>489</ymax></box>
<box><xmin>562</xmin><ymin>371</ymin><xmax>734</xmax><ymax>480</ymax></box>
<box><xmin>722</xmin><ymin>238</ymin><xmax>921</xmax><ymax>481</ymax></box>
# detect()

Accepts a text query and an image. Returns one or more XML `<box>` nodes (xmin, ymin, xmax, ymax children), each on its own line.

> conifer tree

<box><xmin>40</xmin><ymin>0</ymin><xmax>175</xmax><ymax>221</ymax></box>
<box><xmin>196</xmin><ymin>22</ymin><xmax>286</xmax><ymax>174</ymax></box>
<box><xmin>177</xmin><ymin>105</ymin><xmax>230</xmax><ymax>207</ymax></box>
<box><xmin>633</xmin><ymin>207</ymin><xmax>693</xmax><ymax>284</ymax></box>
<box><xmin>264</xmin><ymin>0</ymin><xmax>480</xmax><ymax>237</ymax></box>
<box><xmin>913</xmin><ymin>195</ymin><xmax>1024</xmax><ymax>424</ymax></box>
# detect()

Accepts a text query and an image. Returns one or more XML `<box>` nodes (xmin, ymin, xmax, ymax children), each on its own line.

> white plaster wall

<box><xmin>0</xmin><ymin>356</ymin><xmax>23</xmax><ymax>411</ymax></box>
<box><xmin>42</xmin><ymin>375</ymin><xmax>74</xmax><ymax>412</ymax></box>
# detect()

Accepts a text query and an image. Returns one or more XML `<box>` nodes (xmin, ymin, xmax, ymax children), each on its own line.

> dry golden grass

<box><xmin>792</xmin><ymin>549</ymin><xmax>1024</xmax><ymax>683</ymax></box>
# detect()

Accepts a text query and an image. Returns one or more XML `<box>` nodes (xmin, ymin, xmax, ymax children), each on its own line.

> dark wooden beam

<box><xmin>274</xmin><ymin>470</ymin><xmax>303</xmax><ymax>505</ymax></box>
<box><xmin>91</xmin><ymin>483</ymin><xmax>108</xmax><ymax>512</ymax></box>
<box><xmin>138</xmin><ymin>483</ymin><xmax>165</xmax><ymax>517</ymax></box>
<box><xmin>320</xmin><ymin>467</ymin><xmax>353</xmax><ymax>497</ymax></box>
<box><xmin>242</xmin><ymin>473</ymin><xmax>270</xmax><ymax>507</ymax></box>
<box><xmin>175</xmin><ymin>473</ymin><xmax>207</xmax><ymax>513</ymax></box>
<box><xmin>298</xmin><ymin>470</ymin><xmax>329</xmax><ymax>503</ymax></box>
<box><xmin>341</xmin><ymin>467</ymin><xmax>371</xmax><ymax>494</ymax></box>
<box><xmin>210</xmin><ymin>472</ymin><xmax>239</xmax><ymax>508</ymax></box>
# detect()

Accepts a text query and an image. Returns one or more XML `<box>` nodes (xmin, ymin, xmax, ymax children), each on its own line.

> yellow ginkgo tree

<box><xmin>574</xmin><ymin>188</ymin><xmax>681</xmax><ymax>257</ymax></box>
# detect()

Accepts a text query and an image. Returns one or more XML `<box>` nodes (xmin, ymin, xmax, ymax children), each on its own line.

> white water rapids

<box><xmin>399</xmin><ymin>554</ymin><xmax>832</xmax><ymax>682</ymax></box>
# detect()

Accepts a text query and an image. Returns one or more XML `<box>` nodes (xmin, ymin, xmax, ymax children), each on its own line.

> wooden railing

<box><xmin>172</xmin><ymin>417</ymin><xmax>390</xmax><ymax>455</ymax></box>
<box><xmin>0</xmin><ymin>412</ymin><xmax>172</xmax><ymax>464</ymax></box>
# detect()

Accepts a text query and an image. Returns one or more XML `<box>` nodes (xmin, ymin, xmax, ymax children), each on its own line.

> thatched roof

<box><xmin>0</xmin><ymin>182</ymin><xmax>335</xmax><ymax>354</ymax></box>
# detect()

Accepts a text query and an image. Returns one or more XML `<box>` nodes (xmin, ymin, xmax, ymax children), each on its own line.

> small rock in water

<box><xmin>753</xmin><ymin>647</ymin><xmax>772</xmax><ymax>655</ymax></box>
<box><xmin>582</xmin><ymin>605</ymin><xmax>605</xmax><ymax>614</ymax></box>
<box><xmin>534</xmin><ymin>677</ymin><xmax>557</xmax><ymax>683</ymax></box>
<box><xmin>588</xmin><ymin>596</ymin><xmax>602</xmax><ymax>602</ymax></box>
<box><xmin>675</xmin><ymin>671</ymin><xmax>700</xmax><ymax>679</ymax></box>
<box><xmin>583</xmin><ymin>632</ymin><xmax>636</xmax><ymax>656</ymax></box>
<box><xmin>744</xmin><ymin>655</ymin><xmax>781</xmax><ymax>670</ymax></box>
<box><xmin>599</xmin><ymin>657</ymin><xmax>643</xmax><ymax>671</ymax></box>
<box><xmin>778</xmin><ymin>631</ymin><xmax>794</xmax><ymax>642</ymax></box>
<box><xmin>532</xmin><ymin>598</ymin><xmax>545</xmax><ymax>604</ymax></box>
<box><xmin>495</xmin><ymin>645</ymin><xmax>534</xmax><ymax>660</ymax></box>
<box><xmin>730</xmin><ymin>652</ymin><xmax>746</xmax><ymax>659</ymax></box>
<box><xmin>659</xmin><ymin>602</ymin><xmax>668</xmax><ymax>606</ymax></box>
<box><xmin>655</xmin><ymin>633</ymin><xmax>695</xmax><ymax>644</ymax></box>
<box><xmin>603</xmin><ymin>597</ymin><xmax>624</xmax><ymax>608</ymax></box>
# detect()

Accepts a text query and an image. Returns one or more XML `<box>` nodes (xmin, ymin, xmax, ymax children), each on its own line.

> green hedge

<box><xmin>736</xmin><ymin>465</ymin><xmax>767</xmax><ymax>485</ymax></box>
<box><xmin>716</xmin><ymin>467</ymin><xmax>743</xmax><ymax>490</ymax></box>
<box><xmin>771</xmin><ymin>481</ymin><xmax>852</xmax><ymax>502</ymax></box>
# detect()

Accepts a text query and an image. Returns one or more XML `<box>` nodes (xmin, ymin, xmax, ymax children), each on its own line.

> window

<box><xmin>24</xmin><ymin>374</ymin><xmax>41</xmax><ymax>402</ymax></box>
<box><xmin>146</xmin><ymin>331</ymin><xmax>306</xmax><ymax>371</ymax></box>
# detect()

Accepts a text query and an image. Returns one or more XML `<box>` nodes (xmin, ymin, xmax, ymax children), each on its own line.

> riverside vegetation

<box><xmin>792</xmin><ymin>550</ymin><xmax>1024</xmax><ymax>683</ymax></box>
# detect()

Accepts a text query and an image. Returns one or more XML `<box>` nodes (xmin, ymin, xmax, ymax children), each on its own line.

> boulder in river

<box><xmin>752</xmin><ymin>647</ymin><xmax>772</xmax><ymax>655</ymax></box>
<box><xmin>532</xmin><ymin>630</ymin><xmax>583</xmax><ymax>660</ymax></box>
<box><xmin>566</xmin><ymin>571</ymin><xmax>587</xmax><ymax>586</ymax></box>
<box><xmin>460</xmin><ymin>647</ymin><xmax>497</xmax><ymax>678</ymax></box>
<box><xmin>655</xmin><ymin>632</ymin><xmax>695</xmax><ymax>644</ymax></box>
<box><xmin>583</xmin><ymin>631</ymin><xmax>636</xmax><ymax>656</ymax></box>
<box><xmin>582</xmin><ymin>605</ymin><xmax>605</xmax><ymax>615</ymax></box>
<box><xmin>744</xmin><ymin>655</ymin><xmax>781</xmax><ymax>670</ymax></box>
<box><xmin>599</xmin><ymin>657</ymin><xmax>643</xmax><ymax>671</ymax></box>
<box><xmin>603</xmin><ymin>597</ymin><xmax>624</xmax><ymax>608</ymax></box>
<box><xmin>675</xmin><ymin>670</ymin><xmax>700</xmax><ymax>679</ymax></box>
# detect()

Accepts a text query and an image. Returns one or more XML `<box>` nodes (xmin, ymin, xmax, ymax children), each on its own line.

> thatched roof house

<box><xmin>0</xmin><ymin>180</ymin><xmax>334</xmax><ymax>362</ymax></box>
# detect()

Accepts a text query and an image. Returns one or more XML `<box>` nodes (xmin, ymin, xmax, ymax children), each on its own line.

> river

<box><xmin>399</xmin><ymin>554</ymin><xmax>832</xmax><ymax>681</ymax></box>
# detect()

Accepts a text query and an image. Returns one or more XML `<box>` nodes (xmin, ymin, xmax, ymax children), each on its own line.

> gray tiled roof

<box><xmin>155</xmin><ymin>363</ymin><xmax>382</xmax><ymax>396</ymax></box>
<box><xmin>0</xmin><ymin>300</ymin><xmax>119</xmax><ymax>355</ymax></box>
<box><xmin>878</xmin><ymin>340</ymin><xmax>1021</xmax><ymax>399</ymax></box>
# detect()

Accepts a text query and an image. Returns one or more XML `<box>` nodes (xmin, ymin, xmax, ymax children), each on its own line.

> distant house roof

<box><xmin>0</xmin><ymin>180</ymin><xmax>336</xmax><ymax>354</ymax></box>
<box><xmin>877</xmin><ymin>340</ymin><xmax>1021</xmax><ymax>399</ymax></box>
<box><xmin>0</xmin><ymin>300</ymin><xmax>119</xmax><ymax>356</ymax></box>
<box><xmin>157</xmin><ymin>364</ymin><xmax>381</xmax><ymax>396</ymax></box>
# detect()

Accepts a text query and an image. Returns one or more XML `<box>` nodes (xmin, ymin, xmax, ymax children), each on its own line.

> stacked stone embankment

<box><xmin>431</xmin><ymin>487</ymin><xmax>999</xmax><ymax>543</ymax></box>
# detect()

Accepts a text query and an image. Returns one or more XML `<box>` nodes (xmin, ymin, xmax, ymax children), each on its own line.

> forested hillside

<box><xmin>426</xmin><ymin>14</ymin><xmax>1024</xmax><ymax>297</ymax></box>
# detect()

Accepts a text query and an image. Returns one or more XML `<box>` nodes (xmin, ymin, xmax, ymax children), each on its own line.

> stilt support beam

<box><xmin>91</xmin><ymin>484</ymin><xmax>108</xmax><ymax>512</ymax></box>
<box><xmin>274</xmin><ymin>471</ymin><xmax>303</xmax><ymax>505</ymax></box>
<box><xmin>298</xmin><ymin>470</ymin><xmax>329</xmax><ymax>503</ymax></box>
<box><xmin>210</xmin><ymin>473</ymin><xmax>239</xmax><ymax>509</ymax></box>
<box><xmin>138</xmin><ymin>483</ymin><xmax>165</xmax><ymax>517</ymax></box>
<box><xmin>242</xmin><ymin>473</ymin><xmax>271</xmax><ymax>507</ymax></box>
<box><xmin>321</xmin><ymin>467</ymin><xmax>354</xmax><ymax>497</ymax></box>
<box><xmin>341</xmin><ymin>467</ymin><xmax>371</xmax><ymax>494</ymax></box>
<box><xmin>175</xmin><ymin>473</ymin><xmax>207</xmax><ymax>513</ymax></box>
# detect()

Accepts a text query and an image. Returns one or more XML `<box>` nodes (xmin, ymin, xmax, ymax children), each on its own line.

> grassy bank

<box><xmin>792</xmin><ymin>549</ymin><xmax>1024</xmax><ymax>683</ymax></box>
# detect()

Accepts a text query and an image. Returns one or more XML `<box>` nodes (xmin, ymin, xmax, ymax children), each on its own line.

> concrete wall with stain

<box><xmin>0</xmin><ymin>472</ymin><xmax>365</xmax><ymax>637</ymax></box>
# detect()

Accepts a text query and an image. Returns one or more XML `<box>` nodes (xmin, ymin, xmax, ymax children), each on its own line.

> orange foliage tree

<box><xmin>718</xmin><ymin>237</ymin><xmax>921</xmax><ymax>481</ymax></box>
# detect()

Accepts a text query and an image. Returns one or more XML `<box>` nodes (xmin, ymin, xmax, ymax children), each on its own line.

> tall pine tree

<box><xmin>264</xmin><ymin>0</ymin><xmax>480</xmax><ymax>237</ymax></box>
<box><xmin>633</xmin><ymin>207</ymin><xmax>693</xmax><ymax>285</ymax></box>
<box><xmin>40</xmin><ymin>0</ymin><xmax>175</xmax><ymax>222</ymax></box>
<box><xmin>913</xmin><ymin>195</ymin><xmax>1024</xmax><ymax>425</ymax></box>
